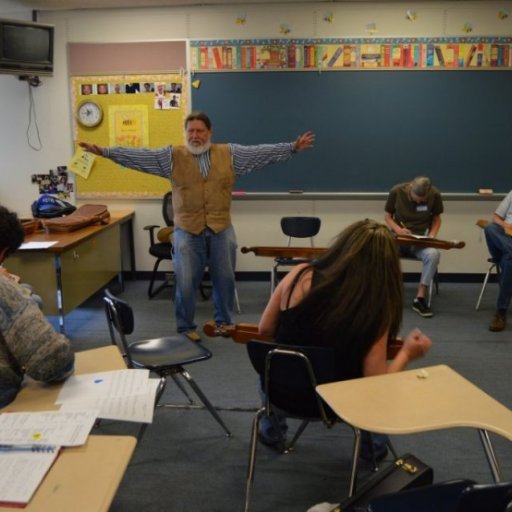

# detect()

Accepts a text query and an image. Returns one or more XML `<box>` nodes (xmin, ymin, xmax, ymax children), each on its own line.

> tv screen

<box><xmin>0</xmin><ymin>18</ymin><xmax>54</xmax><ymax>76</ymax></box>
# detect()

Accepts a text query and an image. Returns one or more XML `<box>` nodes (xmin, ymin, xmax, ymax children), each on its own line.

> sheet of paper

<box><xmin>56</xmin><ymin>369</ymin><xmax>150</xmax><ymax>403</ymax></box>
<box><xmin>60</xmin><ymin>378</ymin><xmax>159</xmax><ymax>423</ymax></box>
<box><xmin>0</xmin><ymin>447</ymin><xmax>59</xmax><ymax>505</ymax></box>
<box><xmin>19</xmin><ymin>241</ymin><xmax>58</xmax><ymax>250</ymax></box>
<box><xmin>68</xmin><ymin>146</ymin><xmax>96</xmax><ymax>179</ymax></box>
<box><xmin>0</xmin><ymin>410</ymin><xmax>97</xmax><ymax>447</ymax></box>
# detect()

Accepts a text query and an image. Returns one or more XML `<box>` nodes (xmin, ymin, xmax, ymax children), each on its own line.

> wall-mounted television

<box><xmin>0</xmin><ymin>18</ymin><xmax>54</xmax><ymax>77</ymax></box>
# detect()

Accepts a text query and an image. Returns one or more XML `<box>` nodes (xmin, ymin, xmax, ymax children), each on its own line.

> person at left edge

<box><xmin>0</xmin><ymin>205</ymin><xmax>75</xmax><ymax>408</ymax></box>
<box><xmin>80</xmin><ymin>111</ymin><xmax>315</xmax><ymax>342</ymax></box>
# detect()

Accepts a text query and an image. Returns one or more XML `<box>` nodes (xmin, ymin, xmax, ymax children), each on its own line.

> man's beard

<box><xmin>186</xmin><ymin>140</ymin><xmax>211</xmax><ymax>155</ymax></box>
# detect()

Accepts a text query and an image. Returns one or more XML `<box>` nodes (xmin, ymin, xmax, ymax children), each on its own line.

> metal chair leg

<box><xmin>476</xmin><ymin>263</ymin><xmax>496</xmax><ymax>311</ymax></box>
<box><xmin>180</xmin><ymin>368</ymin><xmax>232</xmax><ymax>437</ymax></box>
<box><xmin>245</xmin><ymin>407</ymin><xmax>265</xmax><ymax>512</ymax></box>
<box><xmin>478</xmin><ymin>429</ymin><xmax>503</xmax><ymax>482</ymax></box>
<box><xmin>170</xmin><ymin>373</ymin><xmax>194</xmax><ymax>404</ymax></box>
<box><xmin>234</xmin><ymin>286</ymin><xmax>241</xmax><ymax>314</ymax></box>
<box><xmin>285</xmin><ymin>419</ymin><xmax>310</xmax><ymax>453</ymax></box>
<box><xmin>138</xmin><ymin>377</ymin><xmax>166</xmax><ymax>442</ymax></box>
<box><xmin>348</xmin><ymin>428</ymin><xmax>362</xmax><ymax>497</ymax></box>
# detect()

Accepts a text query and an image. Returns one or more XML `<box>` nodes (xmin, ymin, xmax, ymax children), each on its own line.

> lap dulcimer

<box><xmin>203</xmin><ymin>321</ymin><xmax>403</xmax><ymax>359</ymax></box>
<box><xmin>241</xmin><ymin>235</ymin><xmax>464</xmax><ymax>261</ymax></box>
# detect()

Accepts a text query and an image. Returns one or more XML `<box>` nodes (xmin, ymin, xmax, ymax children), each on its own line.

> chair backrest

<box><xmin>162</xmin><ymin>191</ymin><xmax>174</xmax><ymax>227</ymax></box>
<box><xmin>103</xmin><ymin>289</ymin><xmax>136</xmax><ymax>368</ymax></box>
<box><xmin>457</xmin><ymin>481</ymin><xmax>512</xmax><ymax>512</ymax></box>
<box><xmin>280</xmin><ymin>216</ymin><xmax>321</xmax><ymax>247</ymax></box>
<box><xmin>246</xmin><ymin>339</ymin><xmax>339</xmax><ymax>422</ymax></box>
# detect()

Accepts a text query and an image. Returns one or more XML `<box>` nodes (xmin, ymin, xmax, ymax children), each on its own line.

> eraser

<box><xmin>479</xmin><ymin>188</ymin><xmax>493</xmax><ymax>195</ymax></box>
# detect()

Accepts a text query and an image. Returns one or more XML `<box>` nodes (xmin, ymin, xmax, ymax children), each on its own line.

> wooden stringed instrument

<box><xmin>202</xmin><ymin>321</ymin><xmax>403</xmax><ymax>360</ymax></box>
<box><xmin>241</xmin><ymin>235</ymin><xmax>465</xmax><ymax>259</ymax></box>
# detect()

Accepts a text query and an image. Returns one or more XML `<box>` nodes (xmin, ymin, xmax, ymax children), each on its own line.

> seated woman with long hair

<box><xmin>258</xmin><ymin>219</ymin><xmax>432</xmax><ymax>456</ymax></box>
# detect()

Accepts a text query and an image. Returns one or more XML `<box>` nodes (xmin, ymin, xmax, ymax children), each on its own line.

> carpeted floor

<box><xmin>48</xmin><ymin>278</ymin><xmax>512</xmax><ymax>512</ymax></box>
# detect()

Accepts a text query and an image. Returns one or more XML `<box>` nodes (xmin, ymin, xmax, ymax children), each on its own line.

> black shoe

<box><xmin>258</xmin><ymin>432</ymin><xmax>284</xmax><ymax>449</ymax></box>
<box><xmin>360</xmin><ymin>433</ymin><xmax>389</xmax><ymax>462</ymax></box>
<box><xmin>412</xmin><ymin>298</ymin><xmax>433</xmax><ymax>318</ymax></box>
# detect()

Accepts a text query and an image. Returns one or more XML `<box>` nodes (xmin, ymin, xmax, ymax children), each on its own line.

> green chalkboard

<box><xmin>192</xmin><ymin>70</ymin><xmax>512</xmax><ymax>193</ymax></box>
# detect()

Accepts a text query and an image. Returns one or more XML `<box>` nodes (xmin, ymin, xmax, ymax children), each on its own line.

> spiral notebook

<box><xmin>0</xmin><ymin>445</ymin><xmax>60</xmax><ymax>506</ymax></box>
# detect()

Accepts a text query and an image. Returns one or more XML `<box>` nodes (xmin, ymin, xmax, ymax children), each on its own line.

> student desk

<box><xmin>7</xmin><ymin>210</ymin><xmax>135</xmax><ymax>332</ymax></box>
<box><xmin>0</xmin><ymin>346</ymin><xmax>133</xmax><ymax>512</ymax></box>
<box><xmin>1</xmin><ymin>345</ymin><xmax>126</xmax><ymax>413</ymax></box>
<box><xmin>316</xmin><ymin>365</ymin><xmax>512</xmax><ymax>495</ymax></box>
<box><xmin>0</xmin><ymin>435</ymin><xmax>136</xmax><ymax>512</ymax></box>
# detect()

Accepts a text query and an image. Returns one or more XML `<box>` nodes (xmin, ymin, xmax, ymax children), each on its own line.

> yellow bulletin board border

<box><xmin>71</xmin><ymin>74</ymin><xmax>187</xmax><ymax>199</ymax></box>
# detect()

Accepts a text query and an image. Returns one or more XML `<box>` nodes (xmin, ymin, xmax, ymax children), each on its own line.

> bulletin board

<box><xmin>72</xmin><ymin>74</ymin><xmax>187</xmax><ymax>198</ymax></box>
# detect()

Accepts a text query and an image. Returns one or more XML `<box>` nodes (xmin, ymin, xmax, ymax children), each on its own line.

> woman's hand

<box><xmin>402</xmin><ymin>328</ymin><xmax>432</xmax><ymax>361</ymax></box>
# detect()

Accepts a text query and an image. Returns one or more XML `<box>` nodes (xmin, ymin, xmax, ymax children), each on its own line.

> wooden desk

<box><xmin>7</xmin><ymin>210</ymin><xmax>135</xmax><ymax>332</ymax></box>
<box><xmin>0</xmin><ymin>346</ymin><xmax>133</xmax><ymax>511</ymax></box>
<box><xmin>316</xmin><ymin>365</ymin><xmax>512</xmax><ymax>494</ymax></box>
<box><xmin>1</xmin><ymin>435</ymin><xmax>136</xmax><ymax>512</ymax></box>
<box><xmin>1</xmin><ymin>345</ymin><xmax>126</xmax><ymax>413</ymax></box>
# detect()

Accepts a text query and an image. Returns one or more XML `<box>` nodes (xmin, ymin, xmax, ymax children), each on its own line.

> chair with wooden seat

<box><xmin>271</xmin><ymin>216</ymin><xmax>321</xmax><ymax>294</ymax></box>
<box><xmin>103</xmin><ymin>288</ymin><xmax>231</xmax><ymax>441</ymax></box>
<box><xmin>475</xmin><ymin>219</ymin><xmax>500</xmax><ymax>311</ymax></box>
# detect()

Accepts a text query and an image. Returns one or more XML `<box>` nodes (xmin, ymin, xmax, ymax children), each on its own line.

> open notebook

<box><xmin>0</xmin><ymin>445</ymin><xmax>60</xmax><ymax>506</ymax></box>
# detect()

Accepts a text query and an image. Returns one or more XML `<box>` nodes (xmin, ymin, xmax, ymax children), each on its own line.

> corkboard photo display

<box><xmin>72</xmin><ymin>73</ymin><xmax>187</xmax><ymax>198</ymax></box>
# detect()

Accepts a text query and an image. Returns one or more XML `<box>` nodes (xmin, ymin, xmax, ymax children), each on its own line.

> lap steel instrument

<box><xmin>241</xmin><ymin>236</ymin><xmax>465</xmax><ymax>260</ymax></box>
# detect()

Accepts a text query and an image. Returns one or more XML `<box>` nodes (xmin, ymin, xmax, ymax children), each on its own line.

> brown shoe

<box><xmin>489</xmin><ymin>312</ymin><xmax>506</xmax><ymax>332</ymax></box>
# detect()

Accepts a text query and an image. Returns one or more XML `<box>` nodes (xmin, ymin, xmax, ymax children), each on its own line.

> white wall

<box><xmin>0</xmin><ymin>1</ymin><xmax>509</xmax><ymax>275</ymax></box>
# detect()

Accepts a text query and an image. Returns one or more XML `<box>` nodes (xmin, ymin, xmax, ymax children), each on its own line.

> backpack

<box><xmin>31</xmin><ymin>194</ymin><xmax>76</xmax><ymax>219</ymax></box>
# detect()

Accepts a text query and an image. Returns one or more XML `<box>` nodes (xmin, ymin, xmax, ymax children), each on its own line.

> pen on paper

<box><xmin>0</xmin><ymin>444</ymin><xmax>57</xmax><ymax>453</ymax></box>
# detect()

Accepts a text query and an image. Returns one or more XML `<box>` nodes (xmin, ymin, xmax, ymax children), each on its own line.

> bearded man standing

<box><xmin>80</xmin><ymin>111</ymin><xmax>315</xmax><ymax>341</ymax></box>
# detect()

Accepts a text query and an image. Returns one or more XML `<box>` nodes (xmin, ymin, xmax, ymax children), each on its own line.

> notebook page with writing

<box><xmin>0</xmin><ymin>446</ymin><xmax>60</xmax><ymax>506</ymax></box>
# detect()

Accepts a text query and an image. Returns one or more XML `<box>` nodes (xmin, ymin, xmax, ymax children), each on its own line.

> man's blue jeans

<box><xmin>484</xmin><ymin>222</ymin><xmax>512</xmax><ymax>311</ymax></box>
<box><xmin>172</xmin><ymin>226</ymin><xmax>237</xmax><ymax>333</ymax></box>
<box><xmin>399</xmin><ymin>245</ymin><xmax>440</xmax><ymax>289</ymax></box>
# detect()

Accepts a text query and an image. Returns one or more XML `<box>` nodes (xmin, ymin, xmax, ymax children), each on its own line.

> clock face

<box><xmin>77</xmin><ymin>101</ymin><xmax>103</xmax><ymax>128</ymax></box>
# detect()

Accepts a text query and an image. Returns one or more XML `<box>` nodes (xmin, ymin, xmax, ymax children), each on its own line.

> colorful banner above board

<box><xmin>190</xmin><ymin>37</ymin><xmax>512</xmax><ymax>71</ymax></box>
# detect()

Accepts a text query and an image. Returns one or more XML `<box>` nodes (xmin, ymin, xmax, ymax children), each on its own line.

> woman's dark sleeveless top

<box><xmin>274</xmin><ymin>266</ymin><xmax>363</xmax><ymax>380</ymax></box>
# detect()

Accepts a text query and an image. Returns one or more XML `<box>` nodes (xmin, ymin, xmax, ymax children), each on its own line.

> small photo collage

<box><xmin>79</xmin><ymin>81</ymin><xmax>183</xmax><ymax>110</ymax></box>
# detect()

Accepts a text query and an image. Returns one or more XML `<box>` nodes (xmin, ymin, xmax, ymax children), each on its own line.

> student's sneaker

<box><xmin>489</xmin><ymin>311</ymin><xmax>506</xmax><ymax>332</ymax></box>
<box><xmin>412</xmin><ymin>298</ymin><xmax>433</xmax><ymax>318</ymax></box>
<box><xmin>185</xmin><ymin>330</ymin><xmax>201</xmax><ymax>342</ymax></box>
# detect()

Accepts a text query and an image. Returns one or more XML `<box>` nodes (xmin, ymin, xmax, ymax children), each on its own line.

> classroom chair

<box><xmin>367</xmin><ymin>479</ymin><xmax>512</xmax><ymax>512</ymax></box>
<box><xmin>244</xmin><ymin>339</ymin><xmax>394</xmax><ymax>512</ymax></box>
<box><xmin>400</xmin><ymin>254</ymin><xmax>439</xmax><ymax>307</ymax></box>
<box><xmin>475</xmin><ymin>219</ymin><xmax>500</xmax><ymax>311</ymax></box>
<box><xmin>271</xmin><ymin>216</ymin><xmax>321</xmax><ymax>294</ymax></box>
<box><xmin>144</xmin><ymin>191</ymin><xmax>242</xmax><ymax>311</ymax></box>
<box><xmin>103</xmin><ymin>288</ymin><xmax>232</xmax><ymax>441</ymax></box>
<box><xmin>143</xmin><ymin>190</ymin><xmax>176</xmax><ymax>299</ymax></box>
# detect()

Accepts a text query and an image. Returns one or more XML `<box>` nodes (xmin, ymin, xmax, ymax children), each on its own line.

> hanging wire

<box><xmin>26</xmin><ymin>80</ymin><xmax>42</xmax><ymax>151</ymax></box>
